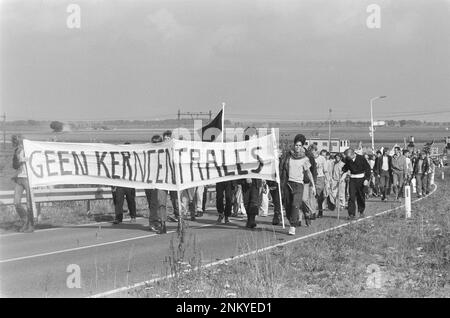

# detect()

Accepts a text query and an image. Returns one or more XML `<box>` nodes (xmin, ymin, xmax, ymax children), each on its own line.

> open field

<box><xmin>1</xmin><ymin>123</ymin><xmax>448</xmax><ymax>191</ymax></box>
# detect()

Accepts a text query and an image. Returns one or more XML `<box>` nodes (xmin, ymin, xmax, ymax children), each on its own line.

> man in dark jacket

<box><xmin>413</xmin><ymin>151</ymin><xmax>430</xmax><ymax>198</ymax></box>
<box><xmin>342</xmin><ymin>148</ymin><xmax>371</xmax><ymax>219</ymax></box>
<box><xmin>373</xmin><ymin>148</ymin><xmax>392</xmax><ymax>201</ymax></box>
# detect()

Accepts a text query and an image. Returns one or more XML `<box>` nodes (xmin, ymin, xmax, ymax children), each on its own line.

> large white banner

<box><xmin>23</xmin><ymin>134</ymin><xmax>278</xmax><ymax>191</ymax></box>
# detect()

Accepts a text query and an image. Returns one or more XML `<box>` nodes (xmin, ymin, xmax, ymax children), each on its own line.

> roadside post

<box><xmin>404</xmin><ymin>185</ymin><xmax>411</xmax><ymax>218</ymax></box>
<box><xmin>411</xmin><ymin>177</ymin><xmax>416</xmax><ymax>194</ymax></box>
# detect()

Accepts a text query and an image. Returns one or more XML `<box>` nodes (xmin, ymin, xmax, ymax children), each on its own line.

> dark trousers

<box><xmin>243</xmin><ymin>179</ymin><xmax>261</xmax><ymax>216</ymax></box>
<box><xmin>114</xmin><ymin>187</ymin><xmax>136</xmax><ymax>221</ymax></box>
<box><xmin>145</xmin><ymin>189</ymin><xmax>167</xmax><ymax>225</ymax></box>
<box><xmin>379</xmin><ymin>170</ymin><xmax>390</xmax><ymax>199</ymax></box>
<box><xmin>284</xmin><ymin>181</ymin><xmax>304</xmax><ymax>227</ymax></box>
<box><xmin>269</xmin><ymin>186</ymin><xmax>281</xmax><ymax>217</ymax></box>
<box><xmin>348</xmin><ymin>178</ymin><xmax>365</xmax><ymax>216</ymax></box>
<box><xmin>216</xmin><ymin>181</ymin><xmax>232</xmax><ymax>217</ymax></box>
<box><xmin>168</xmin><ymin>191</ymin><xmax>179</xmax><ymax>217</ymax></box>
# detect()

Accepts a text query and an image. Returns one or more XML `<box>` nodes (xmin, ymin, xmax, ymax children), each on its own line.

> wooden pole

<box><xmin>22</xmin><ymin>139</ymin><xmax>38</xmax><ymax>221</ymax></box>
<box><xmin>271</xmin><ymin>128</ymin><xmax>285</xmax><ymax>229</ymax></box>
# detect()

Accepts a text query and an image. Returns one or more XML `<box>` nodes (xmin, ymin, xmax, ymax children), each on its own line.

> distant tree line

<box><xmin>4</xmin><ymin>119</ymin><xmax>450</xmax><ymax>130</ymax></box>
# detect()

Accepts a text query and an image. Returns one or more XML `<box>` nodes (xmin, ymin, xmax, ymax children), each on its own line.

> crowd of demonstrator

<box><xmin>10</xmin><ymin>132</ymin><xmax>441</xmax><ymax>235</ymax></box>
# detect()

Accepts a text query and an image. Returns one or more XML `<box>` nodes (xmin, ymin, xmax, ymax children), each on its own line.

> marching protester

<box><xmin>112</xmin><ymin>185</ymin><xmax>137</xmax><ymax>224</ymax></box>
<box><xmin>242</xmin><ymin>127</ymin><xmax>263</xmax><ymax>229</ymax></box>
<box><xmin>113</xmin><ymin>142</ymin><xmax>137</xmax><ymax>224</ymax></box>
<box><xmin>11</xmin><ymin>134</ymin><xmax>34</xmax><ymax>233</ymax></box>
<box><xmin>329</xmin><ymin>153</ymin><xmax>346</xmax><ymax>210</ymax></box>
<box><xmin>341</xmin><ymin>148</ymin><xmax>371</xmax><ymax>220</ymax></box>
<box><xmin>374</xmin><ymin>148</ymin><xmax>392</xmax><ymax>201</ymax></box>
<box><xmin>314</xmin><ymin>149</ymin><xmax>329</xmax><ymax>218</ymax></box>
<box><xmin>391</xmin><ymin>146</ymin><xmax>408</xmax><ymax>201</ymax></box>
<box><xmin>280</xmin><ymin>136</ymin><xmax>316</xmax><ymax>235</ymax></box>
<box><xmin>216</xmin><ymin>181</ymin><xmax>233</xmax><ymax>224</ymax></box>
<box><xmin>291</xmin><ymin>134</ymin><xmax>317</xmax><ymax>222</ymax></box>
<box><xmin>413</xmin><ymin>151</ymin><xmax>429</xmax><ymax>198</ymax></box>
<box><xmin>162</xmin><ymin>130</ymin><xmax>180</xmax><ymax>222</ymax></box>
<box><xmin>145</xmin><ymin>135</ymin><xmax>168</xmax><ymax>234</ymax></box>
<box><xmin>268</xmin><ymin>180</ymin><xmax>281</xmax><ymax>225</ymax></box>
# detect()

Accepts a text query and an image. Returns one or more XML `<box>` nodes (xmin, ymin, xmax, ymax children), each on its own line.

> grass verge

<box><xmin>135</xmin><ymin>169</ymin><xmax>450</xmax><ymax>298</ymax></box>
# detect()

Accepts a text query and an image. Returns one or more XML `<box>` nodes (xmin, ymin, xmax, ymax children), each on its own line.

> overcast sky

<box><xmin>1</xmin><ymin>0</ymin><xmax>449</xmax><ymax>122</ymax></box>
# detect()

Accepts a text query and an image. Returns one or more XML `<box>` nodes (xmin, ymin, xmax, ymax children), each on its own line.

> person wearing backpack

<box><xmin>11</xmin><ymin>134</ymin><xmax>34</xmax><ymax>233</ymax></box>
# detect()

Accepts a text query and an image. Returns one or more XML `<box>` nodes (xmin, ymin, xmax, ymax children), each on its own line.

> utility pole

<box><xmin>2</xmin><ymin>112</ymin><xmax>5</xmax><ymax>150</ymax></box>
<box><xmin>328</xmin><ymin>108</ymin><xmax>332</xmax><ymax>152</ymax></box>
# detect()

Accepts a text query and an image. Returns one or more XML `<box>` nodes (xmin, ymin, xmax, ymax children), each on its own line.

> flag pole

<box><xmin>271</xmin><ymin>128</ymin><xmax>285</xmax><ymax>229</ymax></box>
<box><xmin>221</xmin><ymin>102</ymin><xmax>225</xmax><ymax>143</ymax></box>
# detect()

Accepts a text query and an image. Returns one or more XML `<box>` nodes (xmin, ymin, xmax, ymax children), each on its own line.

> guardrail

<box><xmin>0</xmin><ymin>186</ymin><xmax>216</xmax><ymax>215</ymax></box>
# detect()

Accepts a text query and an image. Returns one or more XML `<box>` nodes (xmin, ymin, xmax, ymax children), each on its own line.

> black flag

<box><xmin>201</xmin><ymin>109</ymin><xmax>223</xmax><ymax>142</ymax></box>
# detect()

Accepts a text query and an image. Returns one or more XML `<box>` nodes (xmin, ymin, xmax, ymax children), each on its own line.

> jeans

<box><xmin>114</xmin><ymin>187</ymin><xmax>136</xmax><ymax>221</ymax></box>
<box><xmin>348</xmin><ymin>177</ymin><xmax>366</xmax><ymax>216</ymax></box>
<box><xmin>13</xmin><ymin>177</ymin><xmax>33</xmax><ymax>223</ymax></box>
<box><xmin>392</xmin><ymin>171</ymin><xmax>404</xmax><ymax>198</ymax></box>
<box><xmin>379</xmin><ymin>170</ymin><xmax>390</xmax><ymax>199</ymax></box>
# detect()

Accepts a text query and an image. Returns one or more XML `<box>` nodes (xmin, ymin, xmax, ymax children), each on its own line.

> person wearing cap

<box><xmin>11</xmin><ymin>134</ymin><xmax>34</xmax><ymax>232</ymax></box>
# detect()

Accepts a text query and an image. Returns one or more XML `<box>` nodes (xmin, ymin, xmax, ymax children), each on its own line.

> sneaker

<box><xmin>217</xmin><ymin>214</ymin><xmax>224</xmax><ymax>223</ymax></box>
<box><xmin>149</xmin><ymin>224</ymin><xmax>159</xmax><ymax>232</ymax></box>
<box><xmin>167</xmin><ymin>215</ymin><xmax>179</xmax><ymax>223</ymax></box>
<box><xmin>224</xmin><ymin>216</ymin><xmax>230</xmax><ymax>224</ymax></box>
<box><xmin>317</xmin><ymin>211</ymin><xmax>323</xmax><ymax>218</ymax></box>
<box><xmin>288</xmin><ymin>226</ymin><xmax>296</xmax><ymax>235</ymax></box>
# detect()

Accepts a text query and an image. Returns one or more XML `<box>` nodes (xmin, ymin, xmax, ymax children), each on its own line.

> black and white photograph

<box><xmin>0</xmin><ymin>0</ymin><xmax>449</xmax><ymax>303</ymax></box>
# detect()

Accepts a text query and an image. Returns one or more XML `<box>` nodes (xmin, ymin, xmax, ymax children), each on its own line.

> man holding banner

<box><xmin>22</xmin><ymin>130</ymin><xmax>281</xmax><ymax>232</ymax></box>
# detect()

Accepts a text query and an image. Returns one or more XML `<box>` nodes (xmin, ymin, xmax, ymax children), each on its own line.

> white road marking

<box><xmin>89</xmin><ymin>184</ymin><xmax>438</xmax><ymax>298</ymax></box>
<box><xmin>0</xmin><ymin>223</ymin><xmax>215</xmax><ymax>264</ymax></box>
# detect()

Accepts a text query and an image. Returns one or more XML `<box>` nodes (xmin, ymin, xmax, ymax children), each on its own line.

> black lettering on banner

<box><xmin>146</xmin><ymin>150</ymin><xmax>156</xmax><ymax>183</ymax></box>
<box><xmin>133</xmin><ymin>151</ymin><xmax>146</xmax><ymax>182</ymax></box>
<box><xmin>175</xmin><ymin>148</ymin><xmax>187</xmax><ymax>184</ymax></box>
<box><xmin>72</xmin><ymin>151</ymin><xmax>88</xmax><ymax>175</ymax></box>
<box><xmin>121</xmin><ymin>151</ymin><xmax>132</xmax><ymax>181</ymax></box>
<box><xmin>250</xmin><ymin>146</ymin><xmax>264</xmax><ymax>173</ymax></box>
<box><xmin>235</xmin><ymin>148</ymin><xmax>248</xmax><ymax>175</ymax></box>
<box><xmin>165</xmin><ymin>149</ymin><xmax>175</xmax><ymax>184</ymax></box>
<box><xmin>206</xmin><ymin>149</ymin><xmax>222</xmax><ymax>179</ymax></box>
<box><xmin>110</xmin><ymin>152</ymin><xmax>121</xmax><ymax>179</ymax></box>
<box><xmin>29</xmin><ymin>150</ymin><xmax>43</xmax><ymax>178</ymax></box>
<box><xmin>44</xmin><ymin>150</ymin><xmax>58</xmax><ymax>177</ymax></box>
<box><xmin>221</xmin><ymin>149</ymin><xmax>235</xmax><ymax>176</ymax></box>
<box><xmin>156</xmin><ymin>149</ymin><xmax>164</xmax><ymax>183</ymax></box>
<box><xmin>190</xmin><ymin>149</ymin><xmax>203</xmax><ymax>182</ymax></box>
<box><xmin>95</xmin><ymin>151</ymin><xmax>111</xmax><ymax>178</ymax></box>
<box><xmin>57</xmin><ymin>151</ymin><xmax>72</xmax><ymax>176</ymax></box>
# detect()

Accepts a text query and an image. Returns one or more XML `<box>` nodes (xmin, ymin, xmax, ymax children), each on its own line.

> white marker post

<box><xmin>404</xmin><ymin>185</ymin><xmax>411</xmax><ymax>218</ymax></box>
<box><xmin>442</xmin><ymin>169</ymin><xmax>445</xmax><ymax>180</ymax></box>
<box><xmin>411</xmin><ymin>177</ymin><xmax>416</xmax><ymax>194</ymax></box>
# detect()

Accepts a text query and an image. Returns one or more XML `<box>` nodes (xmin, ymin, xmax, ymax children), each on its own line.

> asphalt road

<box><xmin>0</xmin><ymin>195</ymin><xmax>423</xmax><ymax>298</ymax></box>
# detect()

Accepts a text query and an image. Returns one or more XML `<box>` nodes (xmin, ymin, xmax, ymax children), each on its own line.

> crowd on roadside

<box><xmin>9</xmin><ymin>131</ymin><xmax>442</xmax><ymax>235</ymax></box>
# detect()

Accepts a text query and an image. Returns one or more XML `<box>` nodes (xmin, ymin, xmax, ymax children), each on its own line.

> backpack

<box><xmin>12</xmin><ymin>148</ymin><xmax>21</xmax><ymax>170</ymax></box>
